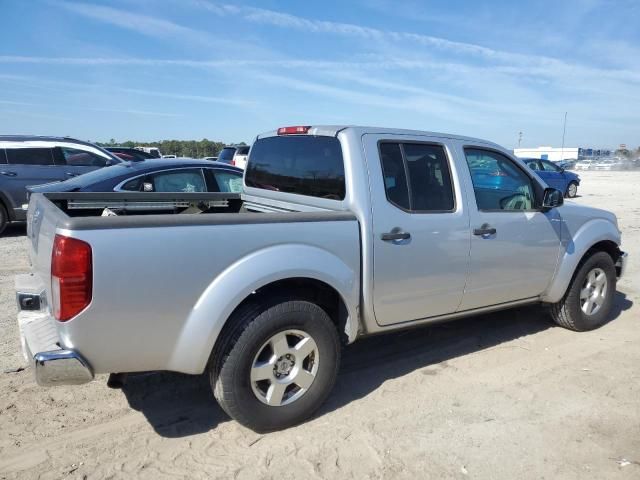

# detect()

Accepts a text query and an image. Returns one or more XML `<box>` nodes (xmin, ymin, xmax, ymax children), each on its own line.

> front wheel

<box><xmin>566</xmin><ymin>181</ymin><xmax>578</xmax><ymax>198</ymax></box>
<box><xmin>210</xmin><ymin>299</ymin><xmax>341</xmax><ymax>432</ymax></box>
<box><xmin>549</xmin><ymin>251</ymin><xmax>616</xmax><ymax>331</ymax></box>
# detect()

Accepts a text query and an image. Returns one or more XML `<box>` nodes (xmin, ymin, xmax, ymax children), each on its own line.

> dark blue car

<box><xmin>523</xmin><ymin>158</ymin><xmax>580</xmax><ymax>198</ymax></box>
<box><xmin>29</xmin><ymin>158</ymin><xmax>243</xmax><ymax>194</ymax></box>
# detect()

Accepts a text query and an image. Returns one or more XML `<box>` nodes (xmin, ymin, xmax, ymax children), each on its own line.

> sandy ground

<box><xmin>0</xmin><ymin>170</ymin><xmax>638</xmax><ymax>479</ymax></box>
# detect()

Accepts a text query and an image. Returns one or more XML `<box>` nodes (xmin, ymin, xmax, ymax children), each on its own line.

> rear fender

<box><xmin>167</xmin><ymin>244</ymin><xmax>358</xmax><ymax>374</ymax></box>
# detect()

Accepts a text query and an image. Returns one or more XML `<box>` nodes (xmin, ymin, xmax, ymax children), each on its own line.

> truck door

<box><xmin>458</xmin><ymin>145</ymin><xmax>562</xmax><ymax>310</ymax></box>
<box><xmin>364</xmin><ymin>134</ymin><xmax>471</xmax><ymax>326</ymax></box>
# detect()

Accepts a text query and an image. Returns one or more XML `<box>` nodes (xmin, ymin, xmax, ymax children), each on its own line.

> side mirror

<box><xmin>542</xmin><ymin>187</ymin><xmax>563</xmax><ymax>210</ymax></box>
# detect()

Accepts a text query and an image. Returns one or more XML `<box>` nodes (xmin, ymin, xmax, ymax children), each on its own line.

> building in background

<box><xmin>514</xmin><ymin>146</ymin><xmax>611</xmax><ymax>161</ymax></box>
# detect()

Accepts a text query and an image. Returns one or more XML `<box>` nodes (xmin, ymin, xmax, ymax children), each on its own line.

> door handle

<box><xmin>0</xmin><ymin>171</ymin><xmax>17</xmax><ymax>177</ymax></box>
<box><xmin>381</xmin><ymin>231</ymin><xmax>411</xmax><ymax>241</ymax></box>
<box><xmin>473</xmin><ymin>225</ymin><xmax>497</xmax><ymax>236</ymax></box>
<box><xmin>65</xmin><ymin>172</ymin><xmax>79</xmax><ymax>177</ymax></box>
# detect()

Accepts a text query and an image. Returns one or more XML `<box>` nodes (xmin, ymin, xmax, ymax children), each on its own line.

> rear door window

<box><xmin>379</xmin><ymin>142</ymin><xmax>454</xmax><ymax>212</ymax></box>
<box><xmin>150</xmin><ymin>169</ymin><xmax>207</xmax><ymax>192</ymax></box>
<box><xmin>245</xmin><ymin>135</ymin><xmax>345</xmax><ymax>200</ymax></box>
<box><xmin>6</xmin><ymin>147</ymin><xmax>54</xmax><ymax>165</ymax></box>
<box><xmin>0</xmin><ymin>149</ymin><xmax>6</xmax><ymax>164</ymax></box>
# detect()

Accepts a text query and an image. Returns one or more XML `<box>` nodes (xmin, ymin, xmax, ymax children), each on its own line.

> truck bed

<box><xmin>21</xmin><ymin>192</ymin><xmax>360</xmax><ymax>376</ymax></box>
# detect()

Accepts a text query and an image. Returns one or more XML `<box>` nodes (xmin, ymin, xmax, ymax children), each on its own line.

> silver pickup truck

<box><xmin>16</xmin><ymin>125</ymin><xmax>628</xmax><ymax>432</ymax></box>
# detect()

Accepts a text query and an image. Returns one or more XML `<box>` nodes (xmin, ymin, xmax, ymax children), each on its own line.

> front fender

<box><xmin>541</xmin><ymin>218</ymin><xmax>621</xmax><ymax>303</ymax></box>
<box><xmin>167</xmin><ymin>244</ymin><xmax>358</xmax><ymax>374</ymax></box>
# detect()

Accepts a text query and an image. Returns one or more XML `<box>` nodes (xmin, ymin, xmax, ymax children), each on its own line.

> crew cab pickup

<box><xmin>16</xmin><ymin>125</ymin><xmax>628</xmax><ymax>432</ymax></box>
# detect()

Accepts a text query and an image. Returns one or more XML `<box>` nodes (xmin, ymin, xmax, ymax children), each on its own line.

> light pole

<box><xmin>560</xmin><ymin>112</ymin><xmax>567</xmax><ymax>161</ymax></box>
<box><xmin>518</xmin><ymin>131</ymin><xmax>523</xmax><ymax>148</ymax></box>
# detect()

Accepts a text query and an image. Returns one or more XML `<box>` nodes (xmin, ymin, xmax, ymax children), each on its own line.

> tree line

<box><xmin>97</xmin><ymin>139</ymin><xmax>247</xmax><ymax>158</ymax></box>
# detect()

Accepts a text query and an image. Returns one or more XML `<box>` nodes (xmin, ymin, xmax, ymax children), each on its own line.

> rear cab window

<box><xmin>245</xmin><ymin>135</ymin><xmax>345</xmax><ymax>200</ymax></box>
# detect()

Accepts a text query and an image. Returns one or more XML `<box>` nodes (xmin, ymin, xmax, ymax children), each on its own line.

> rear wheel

<box><xmin>549</xmin><ymin>251</ymin><xmax>616</xmax><ymax>331</ymax></box>
<box><xmin>210</xmin><ymin>298</ymin><xmax>341</xmax><ymax>432</ymax></box>
<box><xmin>566</xmin><ymin>181</ymin><xmax>578</xmax><ymax>198</ymax></box>
<box><xmin>0</xmin><ymin>203</ymin><xmax>8</xmax><ymax>235</ymax></box>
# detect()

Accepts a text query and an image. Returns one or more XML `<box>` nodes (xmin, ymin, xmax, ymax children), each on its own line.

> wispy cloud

<box><xmin>0</xmin><ymin>99</ymin><xmax>39</xmax><ymax>106</ymax></box>
<box><xmin>0</xmin><ymin>73</ymin><xmax>253</xmax><ymax>108</ymax></box>
<box><xmin>89</xmin><ymin>108</ymin><xmax>184</xmax><ymax>118</ymax></box>
<box><xmin>188</xmin><ymin>1</ymin><xmax>640</xmax><ymax>84</ymax></box>
<box><xmin>117</xmin><ymin>87</ymin><xmax>254</xmax><ymax>106</ymax></box>
<box><xmin>53</xmin><ymin>0</ymin><xmax>215</xmax><ymax>46</ymax></box>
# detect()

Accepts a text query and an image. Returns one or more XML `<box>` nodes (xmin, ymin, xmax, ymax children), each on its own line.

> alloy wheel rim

<box><xmin>569</xmin><ymin>183</ymin><xmax>577</xmax><ymax>197</ymax></box>
<box><xmin>580</xmin><ymin>267</ymin><xmax>607</xmax><ymax>316</ymax></box>
<box><xmin>250</xmin><ymin>329</ymin><xmax>319</xmax><ymax>406</ymax></box>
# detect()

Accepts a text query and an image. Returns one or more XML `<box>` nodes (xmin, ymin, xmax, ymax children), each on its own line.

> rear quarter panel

<box><xmin>56</xmin><ymin>216</ymin><xmax>360</xmax><ymax>374</ymax></box>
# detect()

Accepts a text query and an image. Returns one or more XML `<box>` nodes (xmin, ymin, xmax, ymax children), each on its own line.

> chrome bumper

<box><xmin>16</xmin><ymin>273</ymin><xmax>94</xmax><ymax>387</ymax></box>
<box><xmin>33</xmin><ymin>349</ymin><xmax>94</xmax><ymax>386</ymax></box>
<box><xmin>616</xmin><ymin>251</ymin><xmax>628</xmax><ymax>279</ymax></box>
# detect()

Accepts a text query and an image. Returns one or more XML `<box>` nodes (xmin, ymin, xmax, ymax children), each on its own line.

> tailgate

<box><xmin>25</xmin><ymin>194</ymin><xmax>69</xmax><ymax>294</ymax></box>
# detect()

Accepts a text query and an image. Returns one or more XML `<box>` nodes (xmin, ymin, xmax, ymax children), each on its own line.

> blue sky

<box><xmin>0</xmin><ymin>0</ymin><xmax>638</xmax><ymax>148</ymax></box>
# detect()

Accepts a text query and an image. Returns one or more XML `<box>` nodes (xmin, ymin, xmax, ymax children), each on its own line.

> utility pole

<box><xmin>518</xmin><ymin>131</ymin><xmax>523</xmax><ymax>148</ymax></box>
<box><xmin>560</xmin><ymin>112</ymin><xmax>567</xmax><ymax>161</ymax></box>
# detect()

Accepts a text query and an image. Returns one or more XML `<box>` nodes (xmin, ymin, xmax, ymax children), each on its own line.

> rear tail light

<box><xmin>277</xmin><ymin>126</ymin><xmax>311</xmax><ymax>135</ymax></box>
<box><xmin>231</xmin><ymin>158</ymin><xmax>236</xmax><ymax>166</ymax></box>
<box><xmin>51</xmin><ymin>234</ymin><xmax>92</xmax><ymax>322</ymax></box>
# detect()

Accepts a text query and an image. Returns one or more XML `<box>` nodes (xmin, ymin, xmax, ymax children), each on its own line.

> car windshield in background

<box><xmin>245</xmin><ymin>135</ymin><xmax>345</xmax><ymax>200</ymax></box>
<box><xmin>218</xmin><ymin>147</ymin><xmax>236</xmax><ymax>163</ymax></box>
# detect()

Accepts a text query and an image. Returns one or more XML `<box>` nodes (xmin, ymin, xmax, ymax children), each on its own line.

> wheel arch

<box><xmin>542</xmin><ymin>220</ymin><xmax>621</xmax><ymax>303</ymax></box>
<box><xmin>167</xmin><ymin>244</ymin><xmax>360</xmax><ymax>374</ymax></box>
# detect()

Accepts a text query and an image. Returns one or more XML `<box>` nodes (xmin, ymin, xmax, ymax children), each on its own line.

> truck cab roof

<box><xmin>256</xmin><ymin>125</ymin><xmax>502</xmax><ymax>149</ymax></box>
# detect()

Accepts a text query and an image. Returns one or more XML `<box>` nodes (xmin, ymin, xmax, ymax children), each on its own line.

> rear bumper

<box><xmin>33</xmin><ymin>349</ymin><xmax>94</xmax><ymax>386</ymax></box>
<box><xmin>16</xmin><ymin>273</ymin><xmax>94</xmax><ymax>386</ymax></box>
<box><xmin>616</xmin><ymin>251</ymin><xmax>628</xmax><ymax>279</ymax></box>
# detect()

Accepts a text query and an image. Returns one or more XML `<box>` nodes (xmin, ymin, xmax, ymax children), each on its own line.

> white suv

<box><xmin>217</xmin><ymin>145</ymin><xmax>250</xmax><ymax>169</ymax></box>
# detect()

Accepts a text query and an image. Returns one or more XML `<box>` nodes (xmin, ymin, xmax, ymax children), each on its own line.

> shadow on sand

<box><xmin>121</xmin><ymin>292</ymin><xmax>633</xmax><ymax>437</ymax></box>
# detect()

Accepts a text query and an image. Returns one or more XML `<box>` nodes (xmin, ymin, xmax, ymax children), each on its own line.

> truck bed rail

<box><xmin>42</xmin><ymin>192</ymin><xmax>243</xmax><ymax>214</ymax></box>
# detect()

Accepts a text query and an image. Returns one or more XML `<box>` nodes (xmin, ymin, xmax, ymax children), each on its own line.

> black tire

<box><xmin>210</xmin><ymin>298</ymin><xmax>341</xmax><ymax>432</ymax></box>
<box><xmin>566</xmin><ymin>181</ymin><xmax>578</xmax><ymax>198</ymax></box>
<box><xmin>549</xmin><ymin>251</ymin><xmax>616</xmax><ymax>331</ymax></box>
<box><xmin>0</xmin><ymin>203</ymin><xmax>8</xmax><ymax>236</ymax></box>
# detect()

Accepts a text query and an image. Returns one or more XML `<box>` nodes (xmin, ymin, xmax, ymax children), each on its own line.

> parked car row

<box><xmin>574</xmin><ymin>158</ymin><xmax>631</xmax><ymax>170</ymax></box>
<box><xmin>0</xmin><ymin>137</ymin><xmax>251</xmax><ymax>233</ymax></box>
<box><xmin>0</xmin><ymin>136</ymin><xmax>124</xmax><ymax>233</ymax></box>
